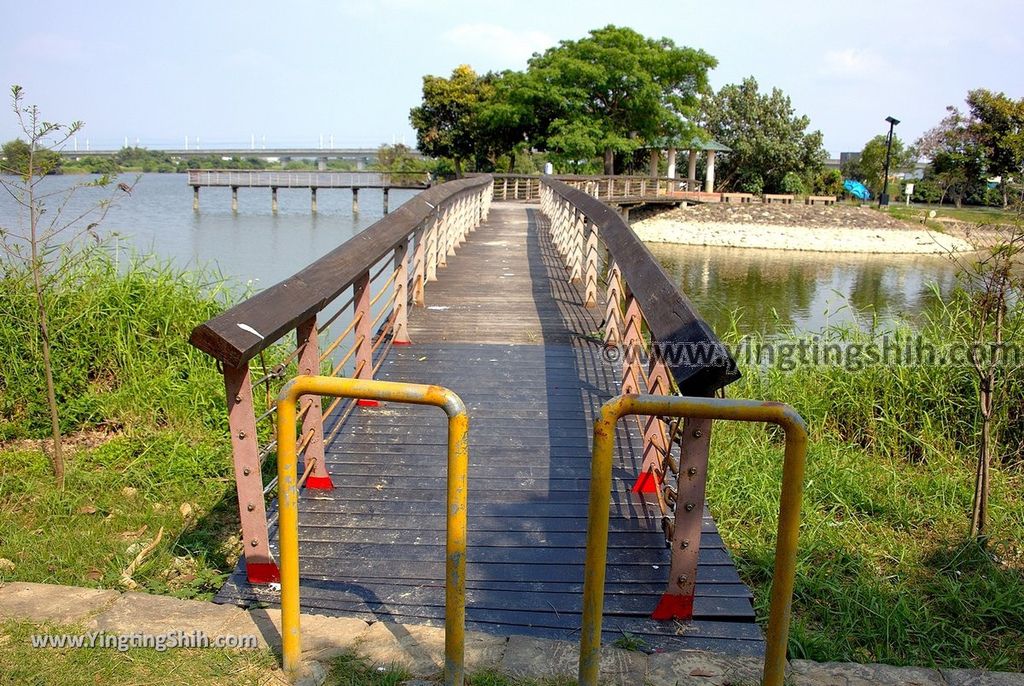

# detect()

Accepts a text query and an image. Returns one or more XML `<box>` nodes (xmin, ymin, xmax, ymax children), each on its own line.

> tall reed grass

<box><xmin>0</xmin><ymin>249</ymin><xmax>241</xmax><ymax>598</ymax></box>
<box><xmin>710</xmin><ymin>299</ymin><xmax>1024</xmax><ymax>670</ymax></box>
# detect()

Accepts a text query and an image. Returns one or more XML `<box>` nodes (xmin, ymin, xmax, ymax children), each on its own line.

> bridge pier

<box><xmin>311</xmin><ymin>187</ymin><xmax>318</xmax><ymax>213</ymax></box>
<box><xmin>192</xmin><ymin>186</ymin><xmax>199</xmax><ymax>211</ymax></box>
<box><xmin>317</xmin><ymin>157</ymin><xmax>327</xmax><ymax>172</ymax></box>
<box><xmin>231</xmin><ymin>186</ymin><xmax>238</xmax><ymax>213</ymax></box>
<box><xmin>383</xmin><ymin>187</ymin><xmax>390</xmax><ymax>214</ymax></box>
<box><xmin>271</xmin><ymin>186</ymin><xmax>278</xmax><ymax>213</ymax></box>
<box><xmin>352</xmin><ymin>187</ymin><xmax>359</xmax><ymax>213</ymax></box>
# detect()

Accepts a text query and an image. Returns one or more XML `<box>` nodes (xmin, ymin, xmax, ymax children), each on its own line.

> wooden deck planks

<box><xmin>216</xmin><ymin>203</ymin><xmax>762</xmax><ymax>654</ymax></box>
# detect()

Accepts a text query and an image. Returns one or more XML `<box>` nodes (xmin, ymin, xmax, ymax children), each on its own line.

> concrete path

<box><xmin>3</xmin><ymin>582</ymin><xmax>1022</xmax><ymax>685</ymax></box>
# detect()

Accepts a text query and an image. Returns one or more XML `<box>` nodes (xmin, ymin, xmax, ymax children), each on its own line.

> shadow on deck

<box><xmin>215</xmin><ymin>203</ymin><xmax>763</xmax><ymax>655</ymax></box>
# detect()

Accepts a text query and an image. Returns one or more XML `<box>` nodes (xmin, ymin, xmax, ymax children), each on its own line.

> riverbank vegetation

<box><xmin>0</xmin><ymin>251</ymin><xmax>242</xmax><ymax>599</ymax></box>
<box><xmin>710</xmin><ymin>286</ymin><xmax>1024</xmax><ymax>670</ymax></box>
<box><xmin>1</xmin><ymin>142</ymin><xmax>439</xmax><ymax>176</ymax></box>
<box><xmin>1</xmin><ymin>242</ymin><xmax>1022</xmax><ymax>671</ymax></box>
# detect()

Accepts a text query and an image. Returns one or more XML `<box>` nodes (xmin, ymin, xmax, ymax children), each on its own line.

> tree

<box><xmin>409</xmin><ymin>65</ymin><xmax>492</xmax><ymax>177</ymax></box>
<box><xmin>944</xmin><ymin>210</ymin><xmax>1024</xmax><ymax>542</ymax></box>
<box><xmin>0</xmin><ymin>86</ymin><xmax>131</xmax><ymax>490</ymax></box>
<box><xmin>2</xmin><ymin>137</ymin><xmax>61</xmax><ymax>175</ymax></box>
<box><xmin>526</xmin><ymin>25</ymin><xmax>716</xmax><ymax>174</ymax></box>
<box><xmin>845</xmin><ymin>134</ymin><xmax>916</xmax><ymax>198</ymax></box>
<box><xmin>916</xmin><ymin>107</ymin><xmax>986</xmax><ymax>207</ymax></box>
<box><xmin>966</xmin><ymin>89</ymin><xmax>1024</xmax><ymax>208</ymax></box>
<box><xmin>698</xmin><ymin>77</ymin><xmax>826</xmax><ymax>193</ymax></box>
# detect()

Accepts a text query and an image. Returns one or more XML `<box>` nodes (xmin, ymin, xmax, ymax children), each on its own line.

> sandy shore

<box><xmin>633</xmin><ymin>217</ymin><xmax>975</xmax><ymax>254</ymax></box>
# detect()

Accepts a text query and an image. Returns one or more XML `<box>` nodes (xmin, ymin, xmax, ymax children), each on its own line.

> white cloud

<box><xmin>442</xmin><ymin>23</ymin><xmax>553</xmax><ymax>66</ymax></box>
<box><xmin>819</xmin><ymin>48</ymin><xmax>887</xmax><ymax>78</ymax></box>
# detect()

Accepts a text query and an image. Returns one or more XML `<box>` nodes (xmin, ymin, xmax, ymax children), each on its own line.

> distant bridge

<box><xmin>58</xmin><ymin>147</ymin><xmax>424</xmax><ymax>168</ymax></box>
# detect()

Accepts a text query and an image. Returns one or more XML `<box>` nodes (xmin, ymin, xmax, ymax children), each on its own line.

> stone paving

<box><xmin>2</xmin><ymin>581</ymin><xmax>1022</xmax><ymax>685</ymax></box>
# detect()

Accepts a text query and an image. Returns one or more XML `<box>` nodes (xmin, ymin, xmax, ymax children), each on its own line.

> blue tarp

<box><xmin>843</xmin><ymin>179</ymin><xmax>871</xmax><ymax>200</ymax></box>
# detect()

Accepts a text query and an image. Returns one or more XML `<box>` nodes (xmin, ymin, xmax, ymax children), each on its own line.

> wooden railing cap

<box><xmin>542</xmin><ymin>178</ymin><xmax>740</xmax><ymax>395</ymax></box>
<box><xmin>190</xmin><ymin>175</ymin><xmax>492</xmax><ymax>368</ymax></box>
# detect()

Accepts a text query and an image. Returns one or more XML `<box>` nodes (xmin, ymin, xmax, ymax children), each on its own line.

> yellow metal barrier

<box><xmin>578</xmin><ymin>395</ymin><xmax>808</xmax><ymax>686</ymax></box>
<box><xmin>276</xmin><ymin>376</ymin><xmax>469</xmax><ymax>686</ymax></box>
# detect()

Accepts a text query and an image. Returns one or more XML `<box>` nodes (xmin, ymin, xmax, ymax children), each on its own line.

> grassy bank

<box><xmin>0</xmin><ymin>619</ymin><xmax>277</xmax><ymax>686</ymax></box>
<box><xmin>2</xmin><ymin>244</ymin><xmax>1023</xmax><ymax>674</ymax></box>
<box><xmin>709</xmin><ymin>309</ymin><xmax>1024</xmax><ymax>670</ymax></box>
<box><xmin>0</xmin><ymin>250</ymin><xmax>240</xmax><ymax>599</ymax></box>
<box><xmin>886</xmin><ymin>204</ymin><xmax>1021</xmax><ymax>228</ymax></box>
<box><xmin>0</xmin><ymin>619</ymin><xmax>570</xmax><ymax>686</ymax></box>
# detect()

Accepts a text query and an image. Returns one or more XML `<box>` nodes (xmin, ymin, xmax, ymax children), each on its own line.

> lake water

<box><xmin>647</xmin><ymin>242</ymin><xmax>959</xmax><ymax>335</ymax></box>
<box><xmin>0</xmin><ymin>173</ymin><xmax>959</xmax><ymax>335</ymax></box>
<box><xmin>0</xmin><ymin>172</ymin><xmax>420</xmax><ymax>292</ymax></box>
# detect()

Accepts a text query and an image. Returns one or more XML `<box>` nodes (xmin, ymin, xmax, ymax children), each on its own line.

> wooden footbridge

<box><xmin>189</xmin><ymin>174</ymin><xmax>806</xmax><ymax>682</ymax></box>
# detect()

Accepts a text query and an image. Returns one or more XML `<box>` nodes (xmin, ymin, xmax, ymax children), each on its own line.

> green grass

<box><xmin>610</xmin><ymin>631</ymin><xmax>648</xmax><ymax>652</ymax></box>
<box><xmin>709</xmin><ymin>308</ymin><xmax>1024</xmax><ymax>671</ymax></box>
<box><xmin>0</xmin><ymin>249</ymin><xmax>242</xmax><ymax>598</ymax></box>
<box><xmin>0</xmin><ymin>619</ymin><xmax>278</xmax><ymax>686</ymax></box>
<box><xmin>0</xmin><ymin>626</ymin><xmax>571</xmax><ymax>686</ymax></box>
<box><xmin>2</xmin><ymin>241</ymin><xmax>1023</xmax><ymax>675</ymax></box>
<box><xmin>324</xmin><ymin>652</ymin><xmax>410</xmax><ymax>685</ymax></box>
<box><xmin>885</xmin><ymin>203</ymin><xmax>1021</xmax><ymax>228</ymax></box>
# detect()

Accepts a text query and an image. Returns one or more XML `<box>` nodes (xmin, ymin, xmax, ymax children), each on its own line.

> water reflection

<box><xmin>647</xmin><ymin>242</ymin><xmax>960</xmax><ymax>335</ymax></box>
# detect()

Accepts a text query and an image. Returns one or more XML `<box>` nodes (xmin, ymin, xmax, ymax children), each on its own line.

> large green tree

<box><xmin>409</xmin><ymin>65</ymin><xmax>492</xmax><ymax>177</ymax></box>
<box><xmin>2</xmin><ymin>138</ymin><xmax>62</xmax><ymax>176</ymax></box>
<box><xmin>916</xmin><ymin>107</ymin><xmax>986</xmax><ymax>207</ymax></box>
<box><xmin>965</xmin><ymin>89</ymin><xmax>1024</xmax><ymax>207</ymax></box>
<box><xmin>698</xmin><ymin>77</ymin><xmax>826</xmax><ymax>193</ymax></box>
<box><xmin>526</xmin><ymin>25</ymin><xmax>716</xmax><ymax>174</ymax></box>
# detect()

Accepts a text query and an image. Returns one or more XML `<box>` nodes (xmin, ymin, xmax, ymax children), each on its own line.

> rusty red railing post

<box><xmin>393</xmin><ymin>238</ymin><xmax>411</xmax><ymax>344</ymax></box>
<box><xmin>296</xmin><ymin>317</ymin><xmax>333</xmax><ymax>489</ymax></box>
<box><xmin>352</xmin><ymin>270</ymin><xmax>377</xmax><ymax>406</ymax></box>
<box><xmin>633</xmin><ymin>355</ymin><xmax>672</xmax><ymax>494</ymax></box>
<box><xmin>482</xmin><ymin>183</ymin><xmax>493</xmax><ymax>220</ymax></box>
<box><xmin>413</xmin><ymin>224</ymin><xmax>427</xmax><ymax>306</ymax></box>
<box><xmin>569</xmin><ymin>208</ymin><xmax>584</xmax><ymax>284</ymax></box>
<box><xmin>584</xmin><ymin>221</ymin><xmax>599</xmax><ymax>308</ymax></box>
<box><xmin>604</xmin><ymin>260</ymin><xmax>623</xmax><ymax>346</ymax></box>
<box><xmin>438</xmin><ymin>206</ymin><xmax>450</xmax><ymax>268</ymax></box>
<box><xmin>652</xmin><ymin>413</ymin><xmax>712</xmax><ymax>620</ymax></box>
<box><xmin>426</xmin><ymin>214</ymin><xmax>439</xmax><ymax>283</ymax></box>
<box><xmin>223</xmin><ymin>363</ymin><xmax>280</xmax><ymax>583</ymax></box>
<box><xmin>620</xmin><ymin>294</ymin><xmax>644</xmax><ymax>396</ymax></box>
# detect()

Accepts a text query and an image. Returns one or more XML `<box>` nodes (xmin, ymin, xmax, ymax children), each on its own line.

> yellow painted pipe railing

<box><xmin>578</xmin><ymin>395</ymin><xmax>808</xmax><ymax>686</ymax></box>
<box><xmin>276</xmin><ymin>376</ymin><xmax>469</xmax><ymax>686</ymax></box>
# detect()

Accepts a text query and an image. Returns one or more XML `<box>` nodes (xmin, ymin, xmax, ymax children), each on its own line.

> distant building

<box><xmin>827</xmin><ymin>151</ymin><xmax>925</xmax><ymax>179</ymax></box>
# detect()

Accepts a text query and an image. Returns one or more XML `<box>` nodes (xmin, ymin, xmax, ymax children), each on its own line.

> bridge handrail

<box><xmin>189</xmin><ymin>174</ymin><xmax>492</xmax><ymax>585</ymax></box>
<box><xmin>541</xmin><ymin>177</ymin><xmax>737</xmax><ymax>396</ymax></box>
<box><xmin>186</xmin><ymin>169</ymin><xmax>431</xmax><ymax>189</ymax></box>
<box><xmin>540</xmin><ymin>177</ymin><xmax>742</xmax><ymax>643</ymax></box>
<box><xmin>191</xmin><ymin>175</ymin><xmax>488</xmax><ymax>367</ymax></box>
<box><xmin>489</xmin><ymin>174</ymin><xmax>700</xmax><ymax>201</ymax></box>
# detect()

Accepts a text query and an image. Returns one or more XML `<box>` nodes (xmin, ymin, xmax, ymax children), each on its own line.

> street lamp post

<box><xmin>879</xmin><ymin>115</ymin><xmax>900</xmax><ymax>207</ymax></box>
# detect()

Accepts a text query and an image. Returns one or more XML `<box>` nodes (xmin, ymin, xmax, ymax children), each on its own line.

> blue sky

<box><xmin>1</xmin><ymin>0</ymin><xmax>1021</xmax><ymax>156</ymax></box>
